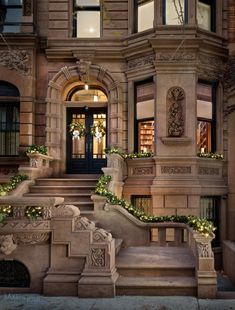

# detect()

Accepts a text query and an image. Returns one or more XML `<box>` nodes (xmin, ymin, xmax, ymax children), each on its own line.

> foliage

<box><xmin>26</xmin><ymin>145</ymin><xmax>48</xmax><ymax>155</ymax></box>
<box><xmin>25</xmin><ymin>206</ymin><xmax>43</xmax><ymax>220</ymax></box>
<box><xmin>94</xmin><ymin>175</ymin><xmax>216</xmax><ymax>237</ymax></box>
<box><xmin>197</xmin><ymin>152</ymin><xmax>224</xmax><ymax>160</ymax></box>
<box><xmin>104</xmin><ymin>147</ymin><xmax>153</xmax><ymax>159</ymax></box>
<box><xmin>0</xmin><ymin>174</ymin><xmax>28</xmax><ymax>197</ymax></box>
<box><xmin>0</xmin><ymin>205</ymin><xmax>12</xmax><ymax>223</ymax></box>
<box><xmin>69</xmin><ymin>121</ymin><xmax>86</xmax><ymax>139</ymax></box>
<box><xmin>90</xmin><ymin>121</ymin><xmax>106</xmax><ymax>138</ymax></box>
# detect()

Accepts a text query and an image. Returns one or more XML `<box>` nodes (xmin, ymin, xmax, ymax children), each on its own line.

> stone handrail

<box><xmin>19</xmin><ymin>153</ymin><xmax>54</xmax><ymax>179</ymax></box>
<box><xmin>92</xmin><ymin>195</ymin><xmax>217</xmax><ymax>298</ymax></box>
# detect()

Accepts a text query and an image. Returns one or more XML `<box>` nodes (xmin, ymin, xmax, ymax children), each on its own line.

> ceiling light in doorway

<box><xmin>84</xmin><ymin>83</ymin><xmax>89</xmax><ymax>90</ymax></box>
<box><xmin>94</xmin><ymin>94</ymin><xmax>98</xmax><ymax>102</ymax></box>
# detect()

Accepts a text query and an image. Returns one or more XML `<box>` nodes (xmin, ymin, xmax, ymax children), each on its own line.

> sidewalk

<box><xmin>0</xmin><ymin>295</ymin><xmax>235</xmax><ymax>310</ymax></box>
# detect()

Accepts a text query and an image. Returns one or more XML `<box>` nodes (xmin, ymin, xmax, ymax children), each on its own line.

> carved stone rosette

<box><xmin>167</xmin><ymin>87</ymin><xmax>185</xmax><ymax>137</ymax></box>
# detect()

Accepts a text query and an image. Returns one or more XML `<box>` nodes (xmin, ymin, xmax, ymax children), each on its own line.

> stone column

<box><xmin>19</xmin><ymin>97</ymin><xmax>35</xmax><ymax>149</ymax></box>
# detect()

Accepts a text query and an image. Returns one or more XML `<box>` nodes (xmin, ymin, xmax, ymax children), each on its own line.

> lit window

<box><xmin>137</xmin><ymin>0</ymin><xmax>154</xmax><ymax>32</ymax></box>
<box><xmin>164</xmin><ymin>0</ymin><xmax>185</xmax><ymax>25</ymax></box>
<box><xmin>0</xmin><ymin>81</ymin><xmax>20</xmax><ymax>156</ymax></box>
<box><xmin>197</xmin><ymin>0</ymin><xmax>215</xmax><ymax>32</ymax></box>
<box><xmin>0</xmin><ymin>0</ymin><xmax>22</xmax><ymax>33</ymax></box>
<box><xmin>200</xmin><ymin>196</ymin><xmax>220</xmax><ymax>247</ymax></box>
<box><xmin>197</xmin><ymin>83</ymin><xmax>215</xmax><ymax>153</ymax></box>
<box><xmin>73</xmin><ymin>0</ymin><xmax>100</xmax><ymax>38</ymax></box>
<box><xmin>135</xmin><ymin>80</ymin><xmax>155</xmax><ymax>153</ymax></box>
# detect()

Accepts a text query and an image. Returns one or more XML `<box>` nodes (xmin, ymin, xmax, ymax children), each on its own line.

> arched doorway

<box><xmin>66</xmin><ymin>86</ymin><xmax>108</xmax><ymax>174</ymax></box>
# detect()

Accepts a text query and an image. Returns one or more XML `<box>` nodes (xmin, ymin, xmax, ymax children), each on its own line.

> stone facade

<box><xmin>0</xmin><ymin>0</ymin><xmax>235</xmax><ymax>293</ymax></box>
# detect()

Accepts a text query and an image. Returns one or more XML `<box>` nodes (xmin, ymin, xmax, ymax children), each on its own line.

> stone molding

<box><xmin>128</xmin><ymin>55</ymin><xmax>155</xmax><ymax>69</ymax></box>
<box><xmin>156</xmin><ymin>52</ymin><xmax>196</xmax><ymax>62</ymax></box>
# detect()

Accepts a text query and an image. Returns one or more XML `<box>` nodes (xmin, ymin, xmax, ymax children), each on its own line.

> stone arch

<box><xmin>46</xmin><ymin>62</ymin><xmax>124</xmax><ymax>174</ymax></box>
<box><xmin>0</xmin><ymin>259</ymin><xmax>30</xmax><ymax>287</ymax></box>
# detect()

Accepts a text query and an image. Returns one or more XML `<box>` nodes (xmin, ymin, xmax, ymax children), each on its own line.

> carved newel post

<box><xmin>167</xmin><ymin>87</ymin><xmax>185</xmax><ymax>137</ymax></box>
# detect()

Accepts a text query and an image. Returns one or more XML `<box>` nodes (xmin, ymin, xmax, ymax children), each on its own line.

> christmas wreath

<box><xmin>90</xmin><ymin>121</ymin><xmax>106</xmax><ymax>142</ymax></box>
<box><xmin>69</xmin><ymin>122</ymin><xmax>86</xmax><ymax>140</ymax></box>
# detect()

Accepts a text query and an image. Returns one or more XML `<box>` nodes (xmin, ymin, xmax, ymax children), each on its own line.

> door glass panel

<box><xmin>71</xmin><ymin>113</ymin><xmax>85</xmax><ymax>159</ymax></box>
<box><xmin>92</xmin><ymin>113</ymin><xmax>106</xmax><ymax>159</ymax></box>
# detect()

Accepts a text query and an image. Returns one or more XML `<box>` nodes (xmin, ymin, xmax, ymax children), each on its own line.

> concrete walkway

<box><xmin>0</xmin><ymin>295</ymin><xmax>235</xmax><ymax>310</ymax></box>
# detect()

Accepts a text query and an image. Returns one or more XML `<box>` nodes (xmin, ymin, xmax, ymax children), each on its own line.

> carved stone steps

<box><xmin>35</xmin><ymin>178</ymin><xmax>99</xmax><ymax>186</ymax></box>
<box><xmin>115</xmin><ymin>245</ymin><xmax>196</xmax><ymax>296</ymax></box>
<box><xmin>116</xmin><ymin>276</ymin><xmax>197</xmax><ymax>296</ymax></box>
<box><xmin>28</xmin><ymin>185</ymin><xmax>96</xmax><ymax>194</ymax></box>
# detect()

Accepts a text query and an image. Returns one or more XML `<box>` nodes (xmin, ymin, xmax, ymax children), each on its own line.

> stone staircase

<box><xmin>115</xmin><ymin>245</ymin><xmax>197</xmax><ymax>296</ymax></box>
<box><xmin>24</xmin><ymin>174</ymin><xmax>100</xmax><ymax>215</ymax></box>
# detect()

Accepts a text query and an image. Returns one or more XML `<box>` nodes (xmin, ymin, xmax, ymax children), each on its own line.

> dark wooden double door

<box><xmin>66</xmin><ymin>108</ymin><xmax>107</xmax><ymax>174</ymax></box>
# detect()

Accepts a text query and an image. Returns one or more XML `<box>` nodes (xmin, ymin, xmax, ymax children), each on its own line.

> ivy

<box><xmin>94</xmin><ymin>175</ymin><xmax>216</xmax><ymax>237</ymax></box>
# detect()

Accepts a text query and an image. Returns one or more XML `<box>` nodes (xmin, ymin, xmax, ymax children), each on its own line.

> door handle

<box><xmin>86</xmin><ymin>143</ymin><xmax>88</xmax><ymax>153</ymax></box>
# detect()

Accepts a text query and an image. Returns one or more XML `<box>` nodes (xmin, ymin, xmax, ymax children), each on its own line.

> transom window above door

<box><xmin>68</xmin><ymin>87</ymin><xmax>107</xmax><ymax>103</ymax></box>
<box><xmin>73</xmin><ymin>0</ymin><xmax>100</xmax><ymax>38</ymax></box>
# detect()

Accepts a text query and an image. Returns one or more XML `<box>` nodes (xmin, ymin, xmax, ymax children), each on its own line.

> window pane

<box><xmin>5</xmin><ymin>8</ymin><xmax>21</xmax><ymax>23</ymax></box>
<box><xmin>138</xmin><ymin>0</ymin><xmax>154</xmax><ymax>32</ymax></box>
<box><xmin>197</xmin><ymin>1</ymin><xmax>211</xmax><ymax>31</ymax></box>
<box><xmin>197</xmin><ymin>100</ymin><xmax>212</xmax><ymax>119</ymax></box>
<box><xmin>139</xmin><ymin>120</ymin><xmax>154</xmax><ymax>153</ymax></box>
<box><xmin>136</xmin><ymin>82</ymin><xmax>154</xmax><ymax>119</ymax></box>
<box><xmin>197</xmin><ymin>120</ymin><xmax>211</xmax><ymax>153</ymax></box>
<box><xmin>76</xmin><ymin>11</ymin><xmax>100</xmax><ymax>38</ymax></box>
<box><xmin>92</xmin><ymin>114</ymin><xmax>106</xmax><ymax>159</ymax></box>
<box><xmin>70</xmin><ymin>89</ymin><xmax>107</xmax><ymax>102</ymax></box>
<box><xmin>2</xmin><ymin>0</ymin><xmax>22</xmax><ymax>5</ymax></box>
<box><xmin>166</xmin><ymin>0</ymin><xmax>184</xmax><ymax>25</ymax></box>
<box><xmin>75</xmin><ymin>0</ymin><xmax>99</xmax><ymax>6</ymax></box>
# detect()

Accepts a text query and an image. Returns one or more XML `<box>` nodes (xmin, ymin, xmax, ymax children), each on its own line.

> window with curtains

<box><xmin>136</xmin><ymin>0</ymin><xmax>154</xmax><ymax>32</ymax></box>
<box><xmin>0</xmin><ymin>81</ymin><xmax>20</xmax><ymax>156</ymax></box>
<box><xmin>135</xmin><ymin>80</ymin><xmax>155</xmax><ymax>153</ymax></box>
<box><xmin>73</xmin><ymin>0</ymin><xmax>100</xmax><ymax>38</ymax></box>
<box><xmin>0</xmin><ymin>0</ymin><xmax>22</xmax><ymax>33</ymax></box>
<box><xmin>163</xmin><ymin>0</ymin><xmax>187</xmax><ymax>25</ymax></box>
<box><xmin>197</xmin><ymin>82</ymin><xmax>215</xmax><ymax>153</ymax></box>
<box><xmin>197</xmin><ymin>0</ymin><xmax>215</xmax><ymax>32</ymax></box>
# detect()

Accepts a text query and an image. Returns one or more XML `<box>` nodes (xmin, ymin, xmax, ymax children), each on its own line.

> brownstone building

<box><xmin>0</xmin><ymin>0</ymin><xmax>235</xmax><ymax>297</ymax></box>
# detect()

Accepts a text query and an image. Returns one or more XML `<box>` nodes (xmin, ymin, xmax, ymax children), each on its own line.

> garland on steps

<box><xmin>94</xmin><ymin>175</ymin><xmax>216</xmax><ymax>237</ymax></box>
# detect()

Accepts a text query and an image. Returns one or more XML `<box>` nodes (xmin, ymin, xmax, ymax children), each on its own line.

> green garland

<box><xmin>0</xmin><ymin>205</ymin><xmax>43</xmax><ymax>222</ymax></box>
<box><xmin>197</xmin><ymin>152</ymin><xmax>224</xmax><ymax>160</ymax></box>
<box><xmin>104</xmin><ymin>147</ymin><xmax>153</xmax><ymax>159</ymax></box>
<box><xmin>94</xmin><ymin>175</ymin><xmax>216</xmax><ymax>237</ymax></box>
<box><xmin>0</xmin><ymin>174</ymin><xmax>28</xmax><ymax>196</ymax></box>
<box><xmin>26</xmin><ymin>145</ymin><xmax>48</xmax><ymax>155</ymax></box>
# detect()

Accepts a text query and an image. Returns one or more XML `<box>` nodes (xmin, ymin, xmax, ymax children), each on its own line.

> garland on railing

<box><xmin>94</xmin><ymin>175</ymin><xmax>216</xmax><ymax>237</ymax></box>
<box><xmin>197</xmin><ymin>152</ymin><xmax>224</xmax><ymax>160</ymax></box>
<box><xmin>0</xmin><ymin>205</ymin><xmax>43</xmax><ymax>222</ymax></box>
<box><xmin>104</xmin><ymin>147</ymin><xmax>153</xmax><ymax>159</ymax></box>
<box><xmin>0</xmin><ymin>174</ymin><xmax>28</xmax><ymax>196</ymax></box>
<box><xmin>26</xmin><ymin>145</ymin><xmax>48</xmax><ymax>155</ymax></box>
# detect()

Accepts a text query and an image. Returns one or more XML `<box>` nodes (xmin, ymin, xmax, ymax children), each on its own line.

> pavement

<box><xmin>0</xmin><ymin>295</ymin><xmax>235</xmax><ymax>310</ymax></box>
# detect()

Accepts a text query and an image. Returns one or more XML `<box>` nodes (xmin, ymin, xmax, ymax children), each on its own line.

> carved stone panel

<box><xmin>13</xmin><ymin>232</ymin><xmax>50</xmax><ymax>245</ymax></box>
<box><xmin>128</xmin><ymin>55</ymin><xmax>155</xmax><ymax>69</ymax></box>
<box><xmin>198</xmin><ymin>242</ymin><xmax>214</xmax><ymax>258</ymax></box>
<box><xmin>23</xmin><ymin>0</ymin><xmax>32</xmax><ymax>16</ymax></box>
<box><xmin>161</xmin><ymin>166</ymin><xmax>191</xmax><ymax>174</ymax></box>
<box><xmin>90</xmin><ymin>248</ymin><xmax>105</xmax><ymax>267</ymax></box>
<box><xmin>0</xmin><ymin>50</ymin><xmax>30</xmax><ymax>75</ymax></box>
<box><xmin>167</xmin><ymin>87</ymin><xmax>185</xmax><ymax>137</ymax></box>
<box><xmin>133</xmin><ymin>167</ymin><xmax>153</xmax><ymax>175</ymax></box>
<box><xmin>198</xmin><ymin>167</ymin><xmax>220</xmax><ymax>175</ymax></box>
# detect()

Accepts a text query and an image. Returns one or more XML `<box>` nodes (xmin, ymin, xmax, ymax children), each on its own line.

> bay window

<box><xmin>135</xmin><ymin>80</ymin><xmax>155</xmax><ymax>153</ymax></box>
<box><xmin>197</xmin><ymin>82</ymin><xmax>215</xmax><ymax>153</ymax></box>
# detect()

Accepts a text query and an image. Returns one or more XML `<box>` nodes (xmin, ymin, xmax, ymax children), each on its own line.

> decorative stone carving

<box><xmin>161</xmin><ymin>166</ymin><xmax>191</xmax><ymax>174</ymax></box>
<box><xmin>12</xmin><ymin>206</ymin><xmax>25</xmax><ymax>219</ymax></box>
<box><xmin>13</xmin><ymin>232</ymin><xmax>50</xmax><ymax>244</ymax></box>
<box><xmin>167</xmin><ymin>87</ymin><xmax>185</xmax><ymax>137</ymax></box>
<box><xmin>128</xmin><ymin>55</ymin><xmax>155</xmax><ymax>69</ymax></box>
<box><xmin>198</xmin><ymin>54</ymin><xmax>224</xmax><ymax>81</ymax></box>
<box><xmin>0</xmin><ymin>234</ymin><xmax>17</xmax><ymax>255</ymax></box>
<box><xmin>198</xmin><ymin>167</ymin><xmax>220</xmax><ymax>175</ymax></box>
<box><xmin>156</xmin><ymin>52</ymin><xmax>196</xmax><ymax>62</ymax></box>
<box><xmin>42</xmin><ymin>206</ymin><xmax>52</xmax><ymax>219</ymax></box>
<box><xmin>23</xmin><ymin>0</ymin><xmax>32</xmax><ymax>16</ymax></box>
<box><xmin>197</xmin><ymin>242</ymin><xmax>214</xmax><ymax>258</ymax></box>
<box><xmin>133</xmin><ymin>167</ymin><xmax>153</xmax><ymax>175</ymax></box>
<box><xmin>74</xmin><ymin>217</ymin><xmax>96</xmax><ymax>231</ymax></box>
<box><xmin>0</xmin><ymin>50</ymin><xmax>30</xmax><ymax>75</ymax></box>
<box><xmin>0</xmin><ymin>220</ymin><xmax>50</xmax><ymax>230</ymax></box>
<box><xmin>93</xmin><ymin>228</ymin><xmax>112</xmax><ymax>243</ymax></box>
<box><xmin>91</xmin><ymin>248</ymin><xmax>105</xmax><ymax>267</ymax></box>
<box><xmin>76</xmin><ymin>59</ymin><xmax>91</xmax><ymax>83</ymax></box>
<box><xmin>53</xmin><ymin>204</ymin><xmax>80</xmax><ymax>218</ymax></box>
<box><xmin>0</xmin><ymin>167</ymin><xmax>18</xmax><ymax>175</ymax></box>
